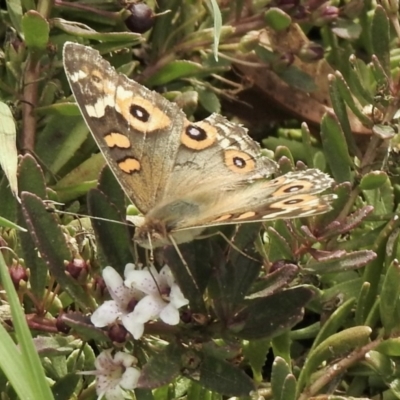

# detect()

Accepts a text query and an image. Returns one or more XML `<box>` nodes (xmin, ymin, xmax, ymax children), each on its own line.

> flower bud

<box><xmin>125</xmin><ymin>3</ymin><xmax>155</xmax><ymax>34</ymax></box>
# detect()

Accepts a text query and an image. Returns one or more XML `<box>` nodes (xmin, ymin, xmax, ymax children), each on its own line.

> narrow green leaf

<box><xmin>52</xmin><ymin>19</ymin><xmax>142</xmax><ymax>43</ymax></box>
<box><xmin>311</xmin><ymin>297</ymin><xmax>356</xmax><ymax>349</ymax></box>
<box><xmin>380</xmin><ymin>259</ymin><xmax>400</xmax><ymax>335</ymax></box>
<box><xmin>0</xmin><ymin>216</ymin><xmax>26</xmax><ymax>231</ymax></box>
<box><xmin>297</xmin><ymin>326</ymin><xmax>372</xmax><ymax>393</ymax></box>
<box><xmin>6</xmin><ymin>0</ymin><xmax>23</xmax><ymax>35</ymax></box>
<box><xmin>145</xmin><ymin>60</ymin><xmax>204</xmax><ymax>86</ymax></box>
<box><xmin>332</xmin><ymin>72</ymin><xmax>373</xmax><ymax>128</ymax></box>
<box><xmin>271</xmin><ymin>357</ymin><xmax>291</xmax><ymax>399</ymax></box>
<box><xmin>320</xmin><ymin>112</ymin><xmax>352</xmax><ymax>182</ymax></box>
<box><xmin>305</xmin><ymin>250</ymin><xmax>376</xmax><ymax>274</ymax></box>
<box><xmin>208</xmin><ymin>0</ymin><xmax>222</xmax><ymax>60</ymax></box>
<box><xmin>354</xmin><ymin>282</ymin><xmax>371</xmax><ymax>327</ymax></box>
<box><xmin>371</xmin><ymin>5</ymin><xmax>390</xmax><ymax>75</ymax></box>
<box><xmin>17</xmin><ymin>155</ymin><xmax>48</xmax><ymax>297</ymax></box>
<box><xmin>279</xmin><ymin>374</ymin><xmax>296</xmax><ymax>400</ymax></box>
<box><xmin>0</xmin><ymin>252</ymin><xmax>54</xmax><ymax>400</ymax></box>
<box><xmin>348</xmin><ymin>56</ymin><xmax>375</xmax><ymax>104</ymax></box>
<box><xmin>370</xmin><ymin>55</ymin><xmax>389</xmax><ymax>88</ymax></box>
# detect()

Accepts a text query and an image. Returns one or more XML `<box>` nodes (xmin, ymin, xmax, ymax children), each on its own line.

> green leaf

<box><xmin>17</xmin><ymin>154</ymin><xmax>48</xmax><ymax>298</ymax></box>
<box><xmin>348</xmin><ymin>56</ymin><xmax>375</xmax><ymax>104</ymax></box>
<box><xmin>52</xmin><ymin>374</ymin><xmax>80</xmax><ymax>400</ymax></box>
<box><xmin>264</xmin><ymin>8</ymin><xmax>292</xmax><ymax>31</ymax></box>
<box><xmin>6</xmin><ymin>0</ymin><xmax>23</xmax><ymax>35</ymax></box>
<box><xmin>331</xmin><ymin>71</ymin><xmax>373</xmax><ymax>134</ymax></box>
<box><xmin>279</xmin><ymin>374</ymin><xmax>296</xmax><ymax>400</ymax></box>
<box><xmin>305</xmin><ymin>250</ymin><xmax>376</xmax><ymax>274</ymax></box>
<box><xmin>52</xmin><ymin>19</ymin><xmax>142</xmax><ymax>44</ymax></box>
<box><xmin>331</xmin><ymin>18</ymin><xmax>362</xmax><ymax>40</ymax></box>
<box><xmin>207</xmin><ymin>0</ymin><xmax>222</xmax><ymax>60</ymax></box>
<box><xmin>21</xmin><ymin>192</ymin><xmax>94</xmax><ymax>310</ymax></box>
<box><xmin>297</xmin><ymin>326</ymin><xmax>372</xmax><ymax>392</ymax></box>
<box><xmin>360</xmin><ymin>171</ymin><xmax>389</xmax><ymax>190</ymax></box>
<box><xmin>243</xmin><ymin>339</ymin><xmax>270</xmax><ymax>383</ymax></box>
<box><xmin>376</xmin><ymin>338</ymin><xmax>400</xmax><ymax>356</ymax></box>
<box><xmin>0</xmin><ymin>252</ymin><xmax>55</xmax><ymax>400</ymax></box>
<box><xmin>271</xmin><ymin>357</ymin><xmax>291</xmax><ymax>399</ymax></box>
<box><xmin>21</xmin><ymin>11</ymin><xmax>49</xmax><ymax>51</ymax></box>
<box><xmin>371</xmin><ymin>5</ymin><xmax>390</xmax><ymax>75</ymax></box>
<box><xmin>279</xmin><ymin>66</ymin><xmax>317</xmax><ymax>92</ymax></box>
<box><xmin>198</xmin><ymin>89</ymin><xmax>221</xmax><ymax>113</ymax></box>
<box><xmin>145</xmin><ymin>60</ymin><xmax>204</xmax><ymax>86</ymax></box>
<box><xmin>380</xmin><ymin>259</ymin><xmax>400</xmax><ymax>335</ymax></box>
<box><xmin>311</xmin><ymin>297</ymin><xmax>356</xmax><ymax>350</ymax></box>
<box><xmin>208</xmin><ymin>224</ymin><xmax>262</xmax><ymax>318</ymax></box>
<box><xmin>87</xmin><ymin>187</ymin><xmax>133</xmax><ymax>274</ymax></box>
<box><xmin>35</xmin><ymin>115</ymin><xmax>89</xmax><ymax>173</ymax></box>
<box><xmin>0</xmin><ymin>216</ymin><xmax>26</xmax><ymax>231</ymax></box>
<box><xmin>230</xmin><ymin>287</ymin><xmax>315</xmax><ymax>339</ymax></box>
<box><xmin>198</xmin><ymin>353</ymin><xmax>255</xmax><ymax>396</ymax></box>
<box><xmin>248</xmin><ymin>262</ymin><xmax>299</xmax><ymax>300</ymax></box>
<box><xmin>138</xmin><ymin>343</ymin><xmax>184</xmax><ymax>389</ymax></box>
<box><xmin>320</xmin><ymin>112</ymin><xmax>352</xmax><ymax>182</ymax></box>
<box><xmin>164</xmin><ymin>240</ymin><xmax>211</xmax><ymax>315</ymax></box>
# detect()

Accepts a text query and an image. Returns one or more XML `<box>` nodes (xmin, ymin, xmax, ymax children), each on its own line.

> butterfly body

<box><xmin>63</xmin><ymin>43</ymin><xmax>336</xmax><ymax>248</ymax></box>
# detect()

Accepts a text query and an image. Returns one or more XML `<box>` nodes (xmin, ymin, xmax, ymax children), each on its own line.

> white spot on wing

<box><xmin>68</xmin><ymin>70</ymin><xmax>88</xmax><ymax>82</ymax></box>
<box><xmin>85</xmin><ymin>94</ymin><xmax>115</xmax><ymax>118</ymax></box>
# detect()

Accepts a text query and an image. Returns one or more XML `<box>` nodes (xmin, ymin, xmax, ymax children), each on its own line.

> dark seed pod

<box><xmin>125</xmin><ymin>3</ymin><xmax>155</xmax><ymax>34</ymax></box>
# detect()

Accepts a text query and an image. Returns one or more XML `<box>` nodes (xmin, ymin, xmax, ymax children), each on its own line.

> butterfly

<box><xmin>63</xmin><ymin>42</ymin><xmax>336</xmax><ymax>249</ymax></box>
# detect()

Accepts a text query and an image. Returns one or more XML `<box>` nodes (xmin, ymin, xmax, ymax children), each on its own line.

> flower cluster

<box><xmin>91</xmin><ymin>264</ymin><xmax>189</xmax><ymax>340</ymax></box>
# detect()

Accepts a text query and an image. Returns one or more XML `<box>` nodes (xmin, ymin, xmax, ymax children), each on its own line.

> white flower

<box><xmin>124</xmin><ymin>265</ymin><xmax>189</xmax><ymax>326</ymax></box>
<box><xmin>91</xmin><ymin>264</ymin><xmax>146</xmax><ymax>339</ymax></box>
<box><xmin>82</xmin><ymin>349</ymin><xmax>140</xmax><ymax>400</ymax></box>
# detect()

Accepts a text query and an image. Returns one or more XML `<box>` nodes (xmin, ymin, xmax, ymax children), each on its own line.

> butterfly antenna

<box><xmin>45</xmin><ymin>205</ymin><xmax>132</xmax><ymax>227</ymax></box>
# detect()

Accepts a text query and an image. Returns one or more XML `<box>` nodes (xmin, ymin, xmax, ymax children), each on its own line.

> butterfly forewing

<box><xmin>63</xmin><ymin>42</ymin><xmax>186</xmax><ymax>214</ymax></box>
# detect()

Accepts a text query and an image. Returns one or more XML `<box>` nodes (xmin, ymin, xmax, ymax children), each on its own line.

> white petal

<box><xmin>132</xmin><ymin>295</ymin><xmax>165</xmax><ymax>322</ymax></box>
<box><xmin>103</xmin><ymin>267</ymin><xmax>129</xmax><ymax>305</ymax></box>
<box><xmin>119</xmin><ymin>367</ymin><xmax>140</xmax><ymax>390</ymax></box>
<box><xmin>159</xmin><ymin>265</ymin><xmax>174</xmax><ymax>287</ymax></box>
<box><xmin>169</xmin><ymin>284</ymin><xmax>189</xmax><ymax>308</ymax></box>
<box><xmin>104</xmin><ymin>385</ymin><xmax>124</xmax><ymax>400</ymax></box>
<box><xmin>95</xmin><ymin>349</ymin><xmax>114</xmax><ymax>371</ymax></box>
<box><xmin>124</xmin><ymin>270</ymin><xmax>159</xmax><ymax>295</ymax></box>
<box><xmin>96</xmin><ymin>374</ymin><xmax>120</xmax><ymax>399</ymax></box>
<box><xmin>113</xmin><ymin>352</ymin><xmax>137</xmax><ymax>368</ymax></box>
<box><xmin>159</xmin><ymin>303</ymin><xmax>180</xmax><ymax>325</ymax></box>
<box><xmin>121</xmin><ymin>314</ymin><xmax>145</xmax><ymax>339</ymax></box>
<box><xmin>124</xmin><ymin>263</ymin><xmax>137</xmax><ymax>276</ymax></box>
<box><xmin>103</xmin><ymin>267</ymin><xmax>123</xmax><ymax>293</ymax></box>
<box><xmin>91</xmin><ymin>301</ymin><xmax>120</xmax><ymax>327</ymax></box>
